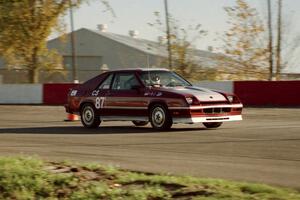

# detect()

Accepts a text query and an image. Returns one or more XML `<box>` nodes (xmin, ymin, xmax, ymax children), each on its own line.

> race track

<box><xmin>0</xmin><ymin>106</ymin><xmax>299</xmax><ymax>189</ymax></box>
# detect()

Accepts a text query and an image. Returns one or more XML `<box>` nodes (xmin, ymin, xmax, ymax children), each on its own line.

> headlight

<box><xmin>227</xmin><ymin>96</ymin><xmax>234</xmax><ymax>103</ymax></box>
<box><xmin>186</xmin><ymin>97</ymin><xmax>193</xmax><ymax>105</ymax></box>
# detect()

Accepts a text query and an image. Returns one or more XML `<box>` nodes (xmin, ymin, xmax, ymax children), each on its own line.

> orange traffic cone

<box><xmin>64</xmin><ymin>113</ymin><xmax>80</xmax><ymax>122</ymax></box>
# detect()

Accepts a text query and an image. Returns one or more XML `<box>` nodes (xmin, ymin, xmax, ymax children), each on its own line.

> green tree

<box><xmin>220</xmin><ymin>0</ymin><xmax>269</xmax><ymax>80</ymax></box>
<box><xmin>0</xmin><ymin>0</ymin><xmax>75</xmax><ymax>83</ymax></box>
<box><xmin>148</xmin><ymin>12</ymin><xmax>218</xmax><ymax>82</ymax></box>
<box><xmin>0</xmin><ymin>0</ymin><xmax>112</xmax><ymax>83</ymax></box>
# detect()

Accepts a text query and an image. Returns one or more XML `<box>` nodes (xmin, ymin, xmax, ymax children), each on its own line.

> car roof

<box><xmin>107</xmin><ymin>68</ymin><xmax>170</xmax><ymax>73</ymax></box>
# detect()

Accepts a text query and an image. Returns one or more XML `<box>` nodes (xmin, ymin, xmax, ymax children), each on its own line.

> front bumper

<box><xmin>170</xmin><ymin>103</ymin><xmax>243</xmax><ymax>124</ymax></box>
<box><xmin>173</xmin><ymin>115</ymin><xmax>242</xmax><ymax>124</ymax></box>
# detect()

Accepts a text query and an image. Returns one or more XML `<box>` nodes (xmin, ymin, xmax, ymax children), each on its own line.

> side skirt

<box><xmin>101</xmin><ymin>116</ymin><xmax>149</xmax><ymax>122</ymax></box>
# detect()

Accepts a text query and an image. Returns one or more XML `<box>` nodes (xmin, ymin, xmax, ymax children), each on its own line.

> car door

<box><xmin>104</xmin><ymin>72</ymin><xmax>148</xmax><ymax>120</ymax></box>
<box><xmin>89</xmin><ymin>73</ymin><xmax>114</xmax><ymax>116</ymax></box>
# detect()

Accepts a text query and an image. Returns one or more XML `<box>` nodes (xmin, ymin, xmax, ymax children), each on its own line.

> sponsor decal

<box><xmin>92</xmin><ymin>90</ymin><xmax>100</xmax><ymax>96</ymax></box>
<box><xmin>144</xmin><ymin>91</ymin><xmax>163</xmax><ymax>97</ymax></box>
<box><xmin>156</xmin><ymin>92</ymin><xmax>163</xmax><ymax>97</ymax></box>
<box><xmin>70</xmin><ymin>90</ymin><xmax>77</xmax><ymax>96</ymax></box>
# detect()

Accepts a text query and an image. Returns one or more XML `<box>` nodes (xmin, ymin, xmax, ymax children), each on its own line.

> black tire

<box><xmin>149</xmin><ymin>104</ymin><xmax>172</xmax><ymax>130</ymax></box>
<box><xmin>80</xmin><ymin>103</ymin><xmax>101</xmax><ymax>128</ymax></box>
<box><xmin>203</xmin><ymin>122</ymin><xmax>223</xmax><ymax>129</ymax></box>
<box><xmin>132</xmin><ymin>121</ymin><xmax>149</xmax><ymax>126</ymax></box>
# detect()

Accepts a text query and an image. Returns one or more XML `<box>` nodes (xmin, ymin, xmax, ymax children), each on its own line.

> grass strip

<box><xmin>0</xmin><ymin>156</ymin><xmax>299</xmax><ymax>200</ymax></box>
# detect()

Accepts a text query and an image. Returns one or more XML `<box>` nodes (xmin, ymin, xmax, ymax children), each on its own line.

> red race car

<box><xmin>65</xmin><ymin>69</ymin><xmax>243</xmax><ymax>130</ymax></box>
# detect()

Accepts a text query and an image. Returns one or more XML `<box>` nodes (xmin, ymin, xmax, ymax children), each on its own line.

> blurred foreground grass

<box><xmin>0</xmin><ymin>156</ymin><xmax>299</xmax><ymax>200</ymax></box>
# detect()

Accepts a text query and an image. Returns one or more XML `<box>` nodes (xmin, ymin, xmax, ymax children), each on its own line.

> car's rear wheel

<box><xmin>132</xmin><ymin>121</ymin><xmax>148</xmax><ymax>126</ymax></box>
<box><xmin>150</xmin><ymin>104</ymin><xmax>172</xmax><ymax>130</ymax></box>
<box><xmin>80</xmin><ymin>104</ymin><xmax>101</xmax><ymax>128</ymax></box>
<box><xmin>203</xmin><ymin>122</ymin><xmax>223</xmax><ymax>129</ymax></box>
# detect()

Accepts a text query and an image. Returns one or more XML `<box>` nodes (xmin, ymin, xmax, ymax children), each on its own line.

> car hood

<box><xmin>159</xmin><ymin>86</ymin><xmax>227</xmax><ymax>102</ymax></box>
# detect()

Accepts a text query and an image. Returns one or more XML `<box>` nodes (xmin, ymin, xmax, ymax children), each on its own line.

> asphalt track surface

<box><xmin>0</xmin><ymin>106</ymin><xmax>299</xmax><ymax>189</ymax></box>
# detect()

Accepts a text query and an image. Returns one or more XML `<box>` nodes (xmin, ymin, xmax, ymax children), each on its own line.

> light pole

<box><xmin>276</xmin><ymin>0</ymin><xmax>282</xmax><ymax>80</ymax></box>
<box><xmin>267</xmin><ymin>0</ymin><xmax>274</xmax><ymax>81</ymax></box>
<box><xmin>69</xmin><ymin>0</ymin><xmax>78</xmax><ymax>83</ymax></box>
<box><xmin>164</xmin><ymin>0</ymin><xmax>173</xmax><ymax>70</ymax></box>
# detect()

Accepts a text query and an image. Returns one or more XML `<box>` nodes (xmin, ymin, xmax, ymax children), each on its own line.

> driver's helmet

<box><xmin>151</xmin><ymin>75</ymin><xmax>160</xmax><ymax>85</ymax></box>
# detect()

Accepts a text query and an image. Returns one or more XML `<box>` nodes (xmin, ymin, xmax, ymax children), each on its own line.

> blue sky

<box><xmin>59</xmin><ymin>0</ymin><xmax>300</xmax><ymax>72</ymax></box>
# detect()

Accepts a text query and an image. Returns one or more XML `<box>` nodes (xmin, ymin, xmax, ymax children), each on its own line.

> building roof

<box><xmin>87</xmin><ymin>28</ymin><xmax>221</xmax><ymax>68</ymax></box>
<box><xmin>89</xmin><ymin>29</ymin><xmax>168</xmax><ymax>57</ymax></box>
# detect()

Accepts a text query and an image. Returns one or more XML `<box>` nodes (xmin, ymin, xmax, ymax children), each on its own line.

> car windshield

<box><xmin>140</xmin><ymin>71</ymin><xmax>191</xmax><ymax>87</ymax></box>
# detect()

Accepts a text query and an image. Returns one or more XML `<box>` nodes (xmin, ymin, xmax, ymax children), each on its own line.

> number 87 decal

<box><xmin>95</xmin><ymin>97</ymin><xmax>105</xmax><ymax>109</ymax></box>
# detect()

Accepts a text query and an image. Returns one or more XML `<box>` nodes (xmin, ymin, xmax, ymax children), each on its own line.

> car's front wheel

<box><xmin>80</xmin><ymin>104</ymin><xmax>101</xmax><ymax>128</ymax></box>
<box><xmin>150</xmin><ymin>104</ymin><xmax>172</xmax><ymax>130</ymax></box>
<box><xmin>132</xmin><ymin>121</ymin><xmax>148</xmax><ymax>126</ymax></box>
<box><xmin>203</xmin><ymin>122</ymin><xmax>223</xmax><ymax>129</ymax></box>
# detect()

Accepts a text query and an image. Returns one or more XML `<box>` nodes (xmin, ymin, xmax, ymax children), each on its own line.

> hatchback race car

<box><xmin>65</xmin><ymin>68</ymin><xmax>243</xmax><ymax>130</ymax></box>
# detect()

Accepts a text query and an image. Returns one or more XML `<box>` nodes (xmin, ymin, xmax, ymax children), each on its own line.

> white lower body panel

<box><xmin>101</xmin><ymin>116</ymin><xmax>148</xmax><ymax>122</ymax></box>
<box><xmin>90</xmin><ymin>115</ymin><xmax>242</xmax><ymax>124</ymax></box>
<box><xmin>173</xmin><ymin>115</ymin><xmax>242</xmax><ymax>124</ymax></box>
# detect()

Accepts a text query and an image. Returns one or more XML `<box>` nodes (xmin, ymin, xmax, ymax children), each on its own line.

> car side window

<box><xmin>99</xmin><ymin>74</ymin><xmax>113</xmax><ymax>89</ymax></box>
<box><xmin>112</xmin><ymin>73</ymin><xmax>140</xmax><ymax>90</ymax></box>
